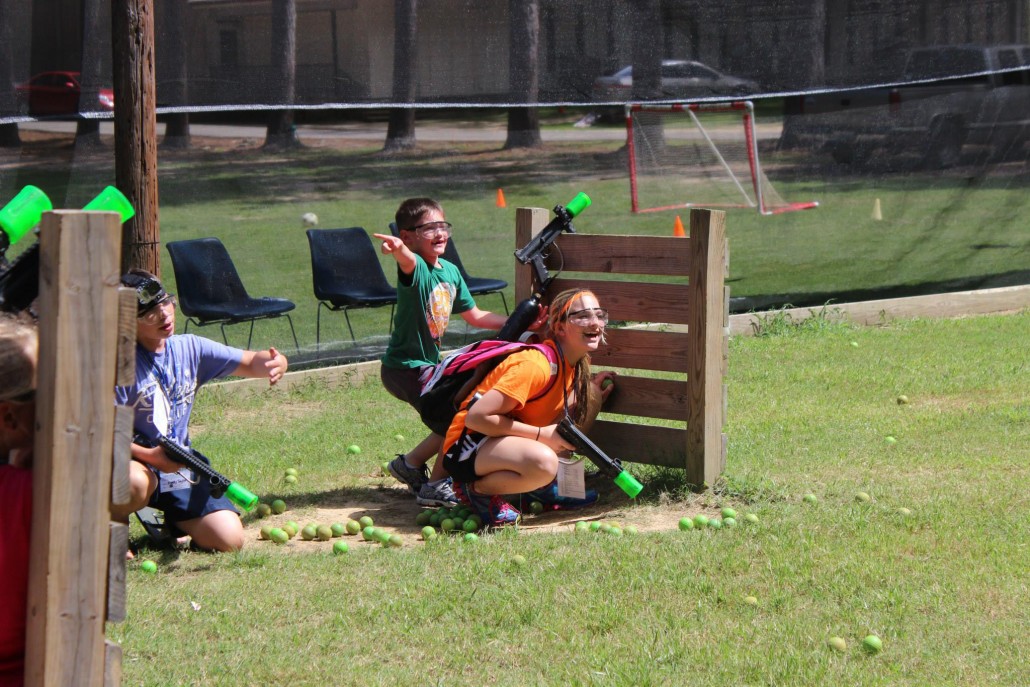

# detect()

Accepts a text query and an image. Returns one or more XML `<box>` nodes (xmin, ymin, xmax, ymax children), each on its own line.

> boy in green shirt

<box><xmin>373</xmin><ymin>198</ymin><xmax>522</xmax><ymax>506</ymax></box>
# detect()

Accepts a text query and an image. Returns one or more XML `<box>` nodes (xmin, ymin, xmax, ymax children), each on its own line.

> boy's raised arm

<box><xmin>236</xmin><ymin>346</ymin><xmax>288</xmax><ymax>385</ymax></box>
<box><xmin>372</xmin><ymin>233</ymin><xmax>417</xmax><ymax>275</ymax></box>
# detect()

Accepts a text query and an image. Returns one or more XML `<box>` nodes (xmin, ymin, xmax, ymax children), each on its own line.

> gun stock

<box><xmin>145</xmin><ymin>435</ymin><xmax>258</xmax><ymax>512</ymax></box>
<box><xmin>556</xmin><ymin>418</ymin><xmax>643</xmax><ymax>499</ymax></box>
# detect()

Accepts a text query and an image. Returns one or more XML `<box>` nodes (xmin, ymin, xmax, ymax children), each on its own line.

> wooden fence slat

<box><xmin>111</xmin><ymin>405</ymin><xmax>133</xmax><ymax>507</ymax></box>
<box><xmin>548</xmin><ymin>277</ymin><xmax>690</xmax><ymax>325</ymax></box>
<box><xmin>103</xmin><ymin>640</ymin><xmax>122</xmax><ymax>687</ymax></box>
<box><xmin>601</xmin><ymin>376</ymin><xmax>687</xmax><ymax>422</ymax></box>
<box><xmin>25</xmin><ymin>212</ymin><xmax>122</xmax><ymax>687</ymax></box>
<box><xmin>106</xmin><ymin>523</ymin><xmax>128</xmax><ymax>623</ymax></box>
<box><xmin>589</xmin><ymin>420</ymin><xmax>687</xmax><ymax>469</ymax></box>
<box><xmin>545</xmin><ymin>233</ymin><xmax>691</xmax><ymax>276</ymax></box>
<box><xmin>116</xmin><ymin>287</ymin><xmax>137</xmax><ymax>386</ymax></box>
<box><xmin>591</xmin><ymin>328</ymin><xmax>690</xmax><ymax>373</ymax></box>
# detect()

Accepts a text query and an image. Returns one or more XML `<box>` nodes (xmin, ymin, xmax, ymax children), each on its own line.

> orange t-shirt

<box><xmin>441</xmin><ymin>342</ymin><xmax>574</xmax><ymax>455</ymax></box>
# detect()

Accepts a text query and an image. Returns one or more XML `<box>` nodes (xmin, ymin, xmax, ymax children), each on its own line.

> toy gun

<box><xmin>136</xmin><ymin>434</ymin><xmax>259</xmax><ymax>512</ymax></box>
<box><xmin>0</xmin><ymin>185</ymin><xmax>134</xmax><ymax>313</ymax></box>
<box><xmin>556</xmin><ymin>417</ymin><xmax>644</xmax><ymax>498</ymax></box>
<box><xmin>497</xmin><ymin>192</ymin><xmax>591</xmax><ymax>341</ymax></box>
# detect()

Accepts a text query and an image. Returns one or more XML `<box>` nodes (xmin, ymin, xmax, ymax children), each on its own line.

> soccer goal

<box><xmin>627</xmin><ymin>101</ymin><xmax>818</xmax><ymax>215</ymax></box>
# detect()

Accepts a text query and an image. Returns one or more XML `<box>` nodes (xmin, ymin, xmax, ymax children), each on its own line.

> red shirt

<box><xmin>0</xmin><ymin>465</ymin><xmax>32</xmax><ymax>687</ymax></box>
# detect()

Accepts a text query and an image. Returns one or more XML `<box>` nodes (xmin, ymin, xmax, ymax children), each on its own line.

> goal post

<box><xmin>627</xmin><ymin>101</ymin><xmax>818</xmax><ymax>215</ymax></box>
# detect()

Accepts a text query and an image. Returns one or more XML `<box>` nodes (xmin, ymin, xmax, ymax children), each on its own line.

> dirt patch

<box><xmin>242</xmin><ymin>477</ymin><xmax>721</xmax><ymax>551</ymax></box>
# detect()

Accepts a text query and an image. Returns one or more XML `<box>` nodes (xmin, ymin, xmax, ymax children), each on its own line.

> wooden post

<box><xmin>112</xmin><ymin>0</ymin><xmax>160</xmax><ymax>275</ymax></box>
<box><xmin>685</xmin><ymin>208</ymin><xmax>727</xmax><ymax>486</ymax></box>
<box><xmin>513</xmin><ymin>206</ymin><xmax>549</xmax><ymax>302</ymax></box>
<box><xmin>24</xmin><ymin>212</ymin><xmax>123</xmax><ymax>687</ymax></box>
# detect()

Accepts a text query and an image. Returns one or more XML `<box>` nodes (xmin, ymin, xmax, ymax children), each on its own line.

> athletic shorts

<box><xmin>441</xmin><ymin>428</ymin><xmax>491</xmax><ymax>483</ymax></box>
<box><xmin>146</xmin><ymin>463</ymin><xmax>237</xmax><ymax>535</ymax></box>
<box><xmin>381</xmin><ymin>364</ymin><xmax>433</xmax><ymax>410</ymax></box>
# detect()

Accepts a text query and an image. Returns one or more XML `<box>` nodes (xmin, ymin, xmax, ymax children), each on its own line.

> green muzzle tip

<box><xmin>226</xmin><ymin>482</ymin><xmax>259</xmax><ymax>512</ymax></box>
<box><xmin>83</xmin><ymin>186</ymin><xmax>135</xmax><ymax>223</ymax></box>
<box><xmin>0</xmin><ymin>185</ymin><xmax>52</xmax><ymax>246</ymax></box>
<box><xmin>614</xmin><ymin>470</ymin><xmax>644</xmax><ymax>499</ymax></box>
<box><xmin>565</xmin><ymin>192</ymin><xmax>591</xmax><ymax>218</ymax></box>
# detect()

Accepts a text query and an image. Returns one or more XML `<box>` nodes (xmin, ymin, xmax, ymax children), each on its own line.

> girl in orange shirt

<box><xmin>441</xmin><ymin>289</ymin><xmax>614</xmax><ymax>526</ymax></box>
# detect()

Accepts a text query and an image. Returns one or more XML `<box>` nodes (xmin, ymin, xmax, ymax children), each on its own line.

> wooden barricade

<box><xmin>25</xmin><ymin>211</ymin><xmax>132</xmax><ymax>687</ymax></box>
<box><xmin>515</xmin><ymin>207</ymin><xmax>728</xmax><ymax>487</ymax></box>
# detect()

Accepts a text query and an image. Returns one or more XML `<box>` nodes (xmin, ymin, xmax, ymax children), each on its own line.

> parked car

<box><xmin>15</xmin><ymin>71</ymin><xmax>115</xmax><ymax>117</ymax></box>
<box><xmin>592</xmin><ymin>60</ymin><xmax>759</xmax><ymax>101</ymax></box>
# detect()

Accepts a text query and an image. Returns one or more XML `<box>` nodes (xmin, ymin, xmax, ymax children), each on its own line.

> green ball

<box><xmin>284</xmin><ymin>474</ymin><xmax>298</xmax><ymax>485</ymax></box>
<box><xmin>140</xmin><ymin>560</ymin><xmax>157</xmax><ymax>574</ymax></box>
<box><xmin>601</xmin><ymin>378</ymin><xmax>614</xmax><ymax>390</ymax></box>
<box><xmin>393</xmin><ymin>433</ymin><xmax>405</xmax><ymax>441</ymax></box>
<box><xmin>574</xmin><ymin>521</ymin><xmax>590</xmax><ymax>533</ymax></box>
<box><xmin>332</xmin><ymin>540</ymin><xmax>349</xmax><ymax>555</ymax></box>
<box><xmin>862</xmin><ymin>635</ymin><xmax>883</xmax><ymax>654</ymax></box>
<box><xmin>269</xmin><ymin>528</ymin><xmax>288</xmax><ymax>544</ymax></box>
<box><xmin>421</xmin><ymin>525</ymin><xmax>436</xmax><ymax>540</ymax></box>
<box><xmin>885</xmin><ymin>435</ymin><xmax>897</xmax><ymax>444</ymax></box>
<box><xmin>678</xmin><ymin>517</ymin><xmax>694</xmax><ymax>531</ymax></box>
<box><xmin>897</xmin><ymin>507</ymin><xmax>912</xmax><ymax>517</ymax></box>
<box><xmin>441</xmin><ymin>518</ymin><xmax>456</xmax><ymax>533</ymax></box>
<box><xmin>415</xmin><ymin>511</ymin><xmax>432</xmax><ymax>527</ymax></box>
<box><xmin>259</xmin><ymin>525</ymin><xmax>273</xmax><ymax>540</ymax></box>
<box><xmin>803</xmin><ymin>494</ymin><xmax>818</xmax><ymax>504</ymax></box>
<box><xmin>855</xmin><ymin>491</ymin><xmax>871</xmax><ymax>502</ymax></box>
<box><xmin>361</xmin><ymin>526</ymin><xmax>375</xmax><ymax>541</ymax></box>
<box><xmin>720</xmin><ymin>507</ymin><xmax>737</xmax><ymax>519</ymax></box>
<box><xmin>828</xmin><ymin>636</ymin><xmax>847</xmax><ymax>652</ymax></box>
<box><xmin>744</xmin><ymin>513</ymin><xmax>760</xmax><ymax>524</ymax></box>
<box><xmin>358</xmin><ymin>515</ymin><xmax>374</xmax><ymax>529</ymax></box>
<box><xmin>429</xmin><ymin>513</ymin><xmax>442</xmax><ymax>527</ymax></box>
<box><xmin>743</xmin><ymin>595</ymin><xmax>758</xmax><ymax>606</ymax></box>
<box><xmin>588</xmin><ymin>522</ymin><xmax>602</xmax><ymax>532</ymax></box>
<box><xmin>467</xmin><ymin>514</ymin><xmax>483</xmax><ymax>529</ymax></box>
<box><xmin>345</xmin><ymin>519</ymin><xmax>361</xmax><ymax>535</ymax></box>
<box><xmin>284</xmin><ymin>467</ymin><xmax>299</xmax><ymax>477</ymax></box>
<box><xmin>462</xmin><ymin>519</ymin><xmax>478</xmax><ymax>533</ymax></box>
<box><xmin>693</xmin><ymin>515</ymin><xmax>709</xmax><ymax>528</ymax></box>
<box><xmin>330</xmin><ymin>523</ymin><xmax>346</xmax><ymax>537</ymax></box>
<box><xmin>372</xmin><ymin>528</ymin><xmax>390</xmax><ymax>543</ymax></box>
<box><xmin>529</xmin><ymin>500</ymin><xmax>544</xmax><ymax>514</ymax></box>
<box><xmin>608</xmin><ymin>526</ymin><xmax>623</xmax><ymax>536</ymax></box>
<box><xmin>387</xmin><ymin>534</ymin><xmax>403</xmax><ymax>548</ymax></box>
<box><xmin>511</xmin><ymin>554</ymin><xmax>527</xmax><ymax>566</ymax></box>
<box><xmin>301</xmin><ymin>524</ymin><xmax>318</xmax><ymax>541</ymax></box>
<box><xmin>624</xmin><ymin>525</ymin><xmax>638</xmax><ymax>535</ymax></box>
<box><xmin>256</xmin><ymin>503</ymin><xmax>272</xmax><ymax>518</ymax></box>
<box><xmin>896</xmin><ymin>394</ymin><xmax>909</xmax><ymax>405</ymax></box>
<box><xmin>271</xmin><ymin>499</ymin><xmax>287</xmax><ymax>514</ymax></box>
<box><xmin>346</xmin><ymin>444</ymin><xmax>361</xmax><ymax>455</ymax></box>
<box><xmin>723</xmin><ymin>517</ymin><xmax>737</xmax><ymax>528</ymax></box>
<box><xmin>381</xmin><ymin>461</ymin><xmax>391</xmax><ymax>476</ymax></box>
<box><xmin>708</xmin><ymin>518</ymin><xmax>723</xmax><ymax>529</ymax></box>
<box><xmin>463</xmin><ymin>532</ymin><xmax>479</xmax><ymax>542</ymax></box>
<box><xmin>316</xmin><ymin>525</ymin><xmax>334</xmax><ymax>541</ymax></box>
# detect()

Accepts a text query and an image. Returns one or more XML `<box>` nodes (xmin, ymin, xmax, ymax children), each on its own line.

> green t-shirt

<box><xmin>381</xmin><ymin>255</ymin><xmax>475</xmax><ymax>369</ymax></box>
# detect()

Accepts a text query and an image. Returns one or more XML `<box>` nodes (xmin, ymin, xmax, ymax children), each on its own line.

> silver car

<box><xmin>592</xmin><ymin>60</ymin><xmax>759</xmax><ymax>101</ymax></box>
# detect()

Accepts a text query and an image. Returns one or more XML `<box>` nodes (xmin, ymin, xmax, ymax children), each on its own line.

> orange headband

<box><xmin>557</xmin><ymin>290</ymin><xmax>595</xmax><ymax>320</ymax></box>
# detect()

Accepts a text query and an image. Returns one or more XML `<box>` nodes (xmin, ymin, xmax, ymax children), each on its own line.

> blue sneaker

<box><xmin>524</xmin><ymin>479</ymin><xmax>598</xmax><ymax>511</ymax></box>
<box><xmin>388</xmin><ymin>454</ymin><xmax>429</xmax><ymax>495</ymax></box>
<box><xmin>453</xmin><ymin>482</ymin><xmax>520</xmax><ymax>527</ymax></box>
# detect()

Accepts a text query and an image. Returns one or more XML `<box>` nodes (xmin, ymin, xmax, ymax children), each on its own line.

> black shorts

<box><xmin>146</xmin><ymin>464</ymin><xmax>238</xmax><ymax>535</ymax></box>
<box><xmin>381</xmin><ymin>364</ymin><xmax>432</xmax><ymax>410</ymax></box>
<box><xmin>441</xmin><ymin>429</ymin><xmax>490</xmax><ymax>483</ymax></box>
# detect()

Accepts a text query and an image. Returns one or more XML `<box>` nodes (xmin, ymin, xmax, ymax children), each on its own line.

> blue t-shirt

<box><xmin>115</xmin><ymin>334</ymin><xmax>243</xmax><ymax>447</ymax></box>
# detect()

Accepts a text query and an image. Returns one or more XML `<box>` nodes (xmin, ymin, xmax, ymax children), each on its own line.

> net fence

<box><xmin>0</xmin><ymin>0</ymin><xmax>1027</xmax><ymax>364</ymax></box>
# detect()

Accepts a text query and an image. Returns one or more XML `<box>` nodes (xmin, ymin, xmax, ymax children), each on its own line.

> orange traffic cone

<box><xmin>673</xmin><ymin>215</ymin><xmax>685</xmax><ymax>237</ymax></box>
<box><xmin>496</xmin><ymin>188</ymin><xmax>507</xmax><ymax>208</ymax></box>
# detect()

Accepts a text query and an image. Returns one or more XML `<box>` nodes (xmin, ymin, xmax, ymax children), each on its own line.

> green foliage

<box><xmin>748</xmin><ymin>303</ymin><xmax>854</xmax><ymax>337</ymax></box>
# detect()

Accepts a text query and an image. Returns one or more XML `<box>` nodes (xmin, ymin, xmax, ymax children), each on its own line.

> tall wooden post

<box><xmin>685</xmin><ymin>209</ymin><xmax>727</xmax><ymax>487</ymax></box>
<box><xmin>112</xmin><ymin>0</ymin><xmax>160</xmax><ymax>275</ymax></box>
<box><xmin>24</xmin><ymin>212</ymin><xmax>125</xmax><ymax>687</ymax></box>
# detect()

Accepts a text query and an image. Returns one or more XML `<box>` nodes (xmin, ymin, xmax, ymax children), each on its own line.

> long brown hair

<box><xmin>547</xmin><ymin>289</ymin><xmax>600</xmax><ymax>426</ymax></box>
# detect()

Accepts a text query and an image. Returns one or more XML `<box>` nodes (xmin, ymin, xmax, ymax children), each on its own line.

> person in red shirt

<box><xmin>0</xmin><ymin>315</ymin><xmax>37</xmax><ymax>687</ymax></box>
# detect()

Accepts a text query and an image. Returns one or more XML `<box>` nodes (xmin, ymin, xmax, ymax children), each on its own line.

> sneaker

<box><xmin>416</xmin><ymin>478</ymin><xmax>459</xmax><ymax>508</ymax></box>
<box><xmin>135</xmin><ymin>507</ymin><xmax>172</xmax><ymax>548</ymax></box>
<box><xmin>388</xmin><ymin>454</ymin><xmax>429</xmax><ymax>495</ymax></box>
<box><xmin>453</xmin><ymin>482</ymin><xmax>521</xmax><ymax>527</ymax></box>
<box><xmin>523</xmin><ymin>479</ymin><xmax>599</xmax><ymax>511</ymax></box>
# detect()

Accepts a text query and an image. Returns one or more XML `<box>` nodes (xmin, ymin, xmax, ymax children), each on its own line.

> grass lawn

<box><xmin>110</xmin><ymin>310</ymin><xmax>1029</xmax><ymax>686</ymax></box>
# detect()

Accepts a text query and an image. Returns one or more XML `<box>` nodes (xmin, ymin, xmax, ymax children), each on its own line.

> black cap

<box><xmin>121</xmin><ymin>272</ymin><xmax>170</xmax><ymax>316</ymax></box>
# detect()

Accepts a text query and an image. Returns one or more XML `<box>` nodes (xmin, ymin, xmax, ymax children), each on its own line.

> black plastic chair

<box><xmin>388</xmin><ymin>222</ymin><xmax>508</xmax><ymax>314</ymax></box>
<box><xmin>306</xmin><ymin>227</ymin><xmax>398</xmax><ymax>348</ymax></box>
<box><xmin>166</xmin><ymin>237</ymin><xmax>299</xmax><ymax>351</ymax></box>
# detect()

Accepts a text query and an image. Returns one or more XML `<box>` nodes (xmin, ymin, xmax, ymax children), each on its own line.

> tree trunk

<box><xmin>384</xmin><ymin>0</ymin><xmax>418</xmax><ymax>152</ymax></box>
<box><xmin>75</xmin><ymin>0</ymin><xmax>106</xmax><ymax>149</ymax></box>
<box><xmin>112</xmin><ymin>0</ymin><xmax>161</xmax><ymax>275</ymax></box>
<box><xmin>630</xmin><ymin>0</ymin><xmax>665</xmax><ymax>149</ymax></box>
<box><xmin>264</xmin><ymin>0</ymin><xmax>300</xmax><ymax>150</ymax></box>
<box><xmin>159</xmin><ymin>0</ymin><xmax>190</xmax><ymax>150</ymax></box>
<box><xmin>504</xmin><ymin>0</ymin><xmax>541</xmax><ymax>150</ymax></box>
<box><xmin>0</xmin><ymin>0</ymin><xmax>20</xmax><ymax>148</ymax></box>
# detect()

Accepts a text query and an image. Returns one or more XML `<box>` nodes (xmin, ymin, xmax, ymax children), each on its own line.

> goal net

<box><xmin>627</xmin><ymin>101</ymin><xmax>818</xmax><ymax>215</ymax></box>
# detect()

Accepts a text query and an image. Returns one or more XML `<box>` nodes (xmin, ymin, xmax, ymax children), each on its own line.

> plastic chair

<box><xmin>388</xmin><ymin>222</ymin><xmax>508</xmax><ymax>313</ymax></box>
<box><xmin>306</xmin><ymin>227</ymin><xmax>398</xmax><ymax>348</ymax></box>
<box><xmin>165</xmin><ymin>237</ymin><xmax>299</xmax><ymax>351</ymax></box>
